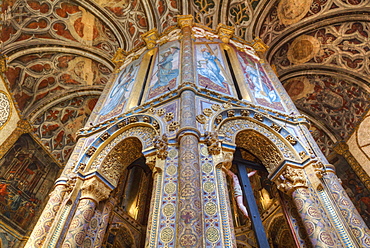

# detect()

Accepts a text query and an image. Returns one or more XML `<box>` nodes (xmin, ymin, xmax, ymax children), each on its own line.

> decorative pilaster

<box><xmin>323</xmin><ymin>166</ymin><xmax>370</xmax><ymax>246</ymax></box>
<box><xmin>93</xmin><ymin>198</ymin><xmax>116</xmax><ymax>247</ymax></box>
<box><xmin>62</xmin><ymin>177</ymin><xmax>111</xmax><ymax>248</ymax></box>
<box><xmin>25</xmin><ymin>183</ymin><xmax>67</xmax><ymax>248</ymax></box>
<box><xmin>276</xmin><ymin>166</ymin><xmax>337</xmax><ymax>247</ymax></box>
<box><xmin>334</xmin><ymin>142</ymin><xmax>370</xmax><ymax>192</ymax></box>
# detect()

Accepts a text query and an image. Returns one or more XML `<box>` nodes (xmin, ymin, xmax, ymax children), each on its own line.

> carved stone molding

<box><xmin>154</xmin><ymin>134</ymin><xmax>169</xmax><ymax>160</ymax></box>
<box><xmin>81</xmin><ymin>177</ymin><xmax>112</xmax><ymax>203</ymax></box>
<box><xmin>275</xmin><ymin>166</ymin><xmax>308</xmax><ymax>195</ymax></box>
<box><xmin>204</xmin><ymin>131</ymin><xmax>221</xmax><ymax>155</ymax></box>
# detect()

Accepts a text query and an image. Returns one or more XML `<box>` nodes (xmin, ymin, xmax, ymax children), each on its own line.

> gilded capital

<box><xmin>334</xmin><ymin>142</ymin><xmax>349</xmax><ymax>156</ymax></box>
<box><xmin>81</xmin><ymin>177</ymin><xmax>112</xmax><ymax>203</ymax></box>
<box><xmin>0</xmin><ymin>54</ymin><xmax>7</xmax><ymax>73</ymax></box>
<box><xmin>252</xmin><ymin>37</ymin><xmax>269</xmax><ymax>54</ymax></box>
<box><xmin>141</xmin><ymin>28</ymin><xmax>159</xmax><ymax>49</ymax></box>
<box><xmin>112</xmin><ymin>48</ymin><xmax>126</xmax><ymax>68</ymax></box>
<box><xmin>177</xmin><ymin>15</ymin><xmax>193</xmax><ymax>28</ymax></box>
<box><xmin>216</xmin><ymin>24</ymin><xmax>234</xmax><ymax>43</ymax></box>
<box><xmin>17</xmin><ymin>119</ymin><xmax>33</xmax><ymax>133</ymax></box>
<box><xmin>275</xmin><ymin>166</ymin><xmax>308</xmax><ymax>195</ymax></box>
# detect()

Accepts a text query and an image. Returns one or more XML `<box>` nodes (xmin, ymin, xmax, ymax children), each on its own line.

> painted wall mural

<box><xmin>147</xmin><ymin>41</ymin><xmax>180</xmax><ymax>100</ymax></box>
<box><xmin>236</xmin><ymin>49</ymin><xmax>284</xmax><ymax>111</ymax></box>
<box><xmin>196</xmin><ymin>43</ymin><xmax>232</xmax><ymax>95</ymax></box>
<box><xmin>0</xmin><ymin>134</ymin><xmax>60</xmax><ymax>232</ymax></box>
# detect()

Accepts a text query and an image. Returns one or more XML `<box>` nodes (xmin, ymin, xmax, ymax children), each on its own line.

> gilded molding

<box><xmin>0</xmin><ymin>54</ymin><xmax>7</xmax><ymax>73</ymax></box>
<box><xmin>275</xmin><ymin>166</ymin><xmax>308</xmax><ymax>195</ymax></box>
<box><xmin>111</xmin><ymin>48</ymin><xmax>126</xmax><ymax>69</ymax></box>
<box><xmin>216</xmin><ymin>24</ymin><xmax>235</xmax><ymax>43</ymax></box>
<box><xmin>334</xmin><ymin>142</ymin><xmax>370</xmax><ymax>192</ymax></box>
<box><xmin>177</xmin><ymin>15</ymin><xmax>193</xmax><ymax>28</ymax></box>
<box><xmin>251</xmin><ymin>37</ymin><xmax>269</xmax><ymax>54</ymax></box>
<box><xmin>141</xmin><ymin>28</ymin><xmax>159</xmax><ymax>49</ymax></box>
<box><xmin>81</xmin><ymin>177</ymin><xmax>112</xmax><ymax>203</ymax></box>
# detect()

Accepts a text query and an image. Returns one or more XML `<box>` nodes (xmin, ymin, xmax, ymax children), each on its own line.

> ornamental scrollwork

<box><xmin>81</xmin><ymin>177</ymin><xmax>112</xmax><ymax>203</ymax></box>
<box><xmin>204</xmin><ymin>132</ymin><xmax>221</xmax><ymax>155</ymax></box>
<box><xmin>154</xmin><ymin>134</ymin><xmax>169</xmax><ymax>160</ymax></box>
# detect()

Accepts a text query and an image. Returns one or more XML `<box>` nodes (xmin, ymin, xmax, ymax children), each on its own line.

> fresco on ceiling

<box><xmin>98</xmin><ymin>60</ymin><xmax>140</xmax><ymax>121</ymax></box>
<box><xmin>196</xmin><ymin>43</ymin><xmax>231</xmax><ymax>95</ymax></box>
<box><xmin>236</xmin><ymin>50</ymin><xmax>284</xmax><ymax>111</ymax></box>
<box><xmin>147</xmin><ymin>41</ymin><xmax>180</xmax><ymax>100</ymax></box>
<box><xmin>0</xmin><ymin>134</ymin><xmax>60</xmax><ymax>232</ymax></box>
<box><xmin>33</xmin><ymin>95</ymin><xmax>98</xmax><ymax>164</ymax></box>
<box><xmin>283</xmin><ymin>75</ymin><xmax>370</xmax><ymax>139</ymax></box>
<box><xmin>334</xmin><ymin>156</ymin><xmax>370</xmax><ymax>225</ymax></box>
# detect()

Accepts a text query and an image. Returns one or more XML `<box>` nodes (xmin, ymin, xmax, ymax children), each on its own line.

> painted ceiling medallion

<box><xmin>277</xmin><ymin>0</ymin><xmax>313</xmax><ymax>26</ymax></box>
<box><xmin>287</xmin><ymin>35</ymin><xmax>320</xmax><ymax>64</ymax></box>
<box><xmin>0</xmin><ymin>91</ymin><xmax>11</xmax><ymax>128</ymax></box>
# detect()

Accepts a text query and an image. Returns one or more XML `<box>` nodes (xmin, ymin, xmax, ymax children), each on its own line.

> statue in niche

<box><xmin>152</xmin><ymin>47</ymin><xmax>179</xmax><ymax>89</ymax></box>
<box><xmin>197</xmin><ymin>46</ymin><xmax>226</xmax><ymax>87</ymax></box>
<box><xmin>226</xmin><ymin>169</ymin><xmax>256</xmax><ymax>218</ymax></box>
<box><xmin>100</xmin><ymin>63</ymin><xmax>137</xmax><ymax>116</ymax></box>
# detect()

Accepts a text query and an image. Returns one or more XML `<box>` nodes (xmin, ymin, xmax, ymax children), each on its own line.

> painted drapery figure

<box><xmin>197</xmin><ymin>47</ymin><xmax>226</xmax><ymax>87</ymax></box>
<box><xmin>152</xmin><ymin>47</ymin><xmax>180</xmax><ymax>89</ymax></box>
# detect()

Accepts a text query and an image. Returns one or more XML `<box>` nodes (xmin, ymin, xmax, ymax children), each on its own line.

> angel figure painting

<box><xmin>196</xmin><ymin>44</ymin><xmax>231</xmax><ymax>95</ymax></box>
<box><xmin>99</xmin><ymin>62</ymin><xmax>139</xmax><ymax>117</ymax></box>
<box><xmin>148</xmin><ymin>42</ymin><xmax>180</xmax><ymax>99</ymax></box>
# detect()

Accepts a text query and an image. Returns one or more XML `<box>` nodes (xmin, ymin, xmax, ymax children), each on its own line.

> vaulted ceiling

<box><xmin>1</xmin><ymin>0</ymin><xmax>369</xmax><ymax>165</ymax></box>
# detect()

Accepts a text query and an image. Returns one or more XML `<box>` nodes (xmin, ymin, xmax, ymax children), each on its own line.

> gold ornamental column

<box><xmin>61</xmin><ymin>177</ymin><xmax>111</xmax><ymax>248</ymax></box>
<box><xmin>275</xmin><ymin>166</ymin><xmax>338</xmax><ymax>247</ymax></box>
<box><xmin>176</xmin><ymin>15</ymin><xmax>204</xmax><ymax>247</ymax></box>
<box><xmin>25</xmin><ymin>179</ymin><xmax>68</xmax><ymax>247</ymax></box>
<box><xmin>322</xmin><ymin>164</ymin><xmax>370</xmax><ymax>245</ymax></box>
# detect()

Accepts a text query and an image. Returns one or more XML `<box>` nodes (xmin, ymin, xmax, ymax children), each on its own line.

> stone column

<box><xmin>276</xmin><ymin>166</ymin><xmax>338</xmax><ymax>247</ymax></box>
<box><xmin>25</xmin><ymin>182</ymin><xmax>67</xmax><ymax>247</ymax></box>
<box><xmin>176</xmin><ymin>15</ymin><xmax>204</xmax><ymax>247</ymax></box>
<box><xmin>323</xmin><ymin>165</ymin><xmax>370</xmax><ymax>245</ymax></box>
<box><xmin>61</xmin><ymin>177</ymin><xmax>111</xmax><ymax>248</ymax></box>
<box><xmin>92</xmin><ymin>198</ymin><xmax>116</xmax><ymax>248</ymax></box>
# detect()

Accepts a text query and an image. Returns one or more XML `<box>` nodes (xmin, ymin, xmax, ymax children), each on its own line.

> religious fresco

<box><xmin>147</xmin><ymin>41</ymin><xmax>180</xmax><ymax>100</ymax></box>
<box><xmin>98</xmin><ymin>60</ymin><xmax>140</xmax><ymax>121</ymax></box>
<box><xmin>196</xmin><ymin>43</ymin><xmax>232</xmax><ymax>95</ymax></box>
<box><xmin>334</xmin><ymin>156</ymin><xmax>370</xmax><ymax>224</ymax></box>
<box><xmin>236</xmin><ymin>50</ymin><xmax>284</xmax><ymax>112</ymax></box>
<box><xmin>0</xmin><ymin>134</ymin><xmax>60</xmax><ymax>232</ymax></box>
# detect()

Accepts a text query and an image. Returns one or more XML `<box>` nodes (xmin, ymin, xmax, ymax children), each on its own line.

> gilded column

<box><xmin>25</xmin><ymin>182</ymin><xmax>67</xmax><ymax>247</ymax></box>
<box><xmin>176</xmin><ymin>15</ymin><xmax>204</xmax><ymax>247</ymax></box>
<box><xmin>62</xmin><ymin>177</ymin><xmax>111</xmax><ymax>248</ymax></box>
<box><xmin>276</xmin><ymin>166</ymin><xmax>338</xmax><ymax>247</ymax></box>
<box><xmin>323</xmin><ymin>165</ymin><xmax>370</xmax><ymax>245</ymax></box>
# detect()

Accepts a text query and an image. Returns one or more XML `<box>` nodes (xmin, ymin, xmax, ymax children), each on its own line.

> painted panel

<box><xmin>147</xmin><ymin>41</ymin><xmax>180</xmax><ymax>100</ymax></box>
<box><xmin>0</xmin><ymin>134</ymin><xmax>60</xmax><ymax>233</ymax></box>
<box><xmin>196</xmin><ymin>43</ymin><xmax>232</xmax><ymax>95</ymax></box>
<box><xmin>98</xmin><ymin>60</ymin><xmax>140</xmax><ymax>121</ymax></box>
<box><xmin>236</xmin><ymin>50</ymin><xmax>285</xmax><ymax>112</ymax></box>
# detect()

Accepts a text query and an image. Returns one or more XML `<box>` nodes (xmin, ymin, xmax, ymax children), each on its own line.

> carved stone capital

<box><xmin>275</xmin><ymin>166</ymin><xmax>308</xmax><ymax>195</ymax></box>
<box><xmin>141</xmin><ymin>28</ymin><xmax>159</xmax><ymax>49</ymax></box>
<box><xmin>252</xmin><ymin>37</ymin><xmax>269</xmax><ymax>54</ymax></box>
<box><xmin>154</xmin><ymin>134</ymin><xmax>168</xmax><ymax>160</ymax></box>
<box><xmin>112</xmin><ymin>48</ymin><xmax>126</xmax><ymax>68</ymax></box>
<box><xmin>81</xmin><ymin>177</ymin><xmax>112</xmax><ymax>203</ymax></box>
<box><xmin>177</xmin><ymin>15</ymin><xmax>193</xmax><ymax>28</ymax></box>
<box><xmin>204</xmin><ymin>131</ymin><xmax>221</xmax><ymax>155</ymax></box>
<box><xmin>216</xmin><ymin>24</ymin><xmax>234</xmax><ymax>43</ymax></box>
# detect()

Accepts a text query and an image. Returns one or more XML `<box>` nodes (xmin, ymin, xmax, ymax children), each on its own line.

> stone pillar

<box><xmin>25</xmin><ymin>182</ymin><xmax>67</xmax><ymax>247</ymax></box>
<box><xmin>276</xmin><ymin>166</ymin><xmax>337</xmax><ymax>247</ymax></box>
<box><xmin>176</xmin><ymin>15</ymin><xmax>204</xmax><ymax>247</ymax></box>
<box><xmin>62</xmin><ymin>177</ymin><xmax>111</xmax><ymax>248</ymax></box>
<box><xmin>323</xmin><ymin>165</ymin><xmax>370</xmax><ymax>245</ymax></box>
<box><xmin>92</xmin><ymin>198</ymin><xmax>116</xmax><ymax>248</ymax></box>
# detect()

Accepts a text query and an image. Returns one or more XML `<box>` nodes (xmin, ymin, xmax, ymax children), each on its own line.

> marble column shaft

<box><xmin>25</xmin><ymin>184</ymin><xmax>66</xmax><ymax>248</ymax></box>
<box><xmin>292</xmin><ymin>187</ymin><xmax>338</xmax><ymax>247</ymax></box>
<box><xmin>323</xmin><ymin>171</ymin><xmax>370</xmax><ymax>245</ymax></box>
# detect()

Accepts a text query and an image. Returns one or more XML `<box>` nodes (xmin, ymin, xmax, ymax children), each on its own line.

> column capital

<box><xmin>216</xmin><ymin>24</ymin><xmax>234</xmax><ymax>43</ymax></box>
<box><xmin>153</xmin><ymin>134</ymin><xmax>168</xmax><ymax>160</ymax></box>
<box><xmin>204</xmin><ymin>131</ymin><xmax>221</xmax><ymax>155</ymax></box>
<box><xmin>81</xmin><ymin>177</ymin><xmax>112</xmax><ymax>203</ymax></box>
<box><xmin>177</xmin><ymin>15</ymin><xmax>193</xmax><ymax>28</ymax></box>
<box><xmin>275</xmin><ymin>166</ymin><xmax>308</xmax><ymax>195</ymax></box>
<box><xmin>141</xmin><ymin>28</ymin><xmax>159</xmax><ymax>49</ymax></box>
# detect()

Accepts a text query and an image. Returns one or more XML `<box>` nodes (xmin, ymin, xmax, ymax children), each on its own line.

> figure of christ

<box><xmin>226</xmin><ymin>169</ymin><xmax>257</xmax><ymax>218</ymax></box>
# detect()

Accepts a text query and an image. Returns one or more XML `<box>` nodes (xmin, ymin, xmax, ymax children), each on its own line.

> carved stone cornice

<box><xmin>141</xmin><ymin>28</ymin><xmax>159</xmax><ymax>49</ymax></box>
<box><xmin>204</xmin><ymin>131</ymin><xmax>221</xmax><ymax>155</ymax></box>
<box><xmin>275</xmin><ymin>166</ymin><xmax>308</xmax><ymax>195</ymax></box>
<box><xmin>153</xmin><ymin>134</ymin><xmax>168</xmax><ymax>160</ymax></box>
<box><xmin>81</xmin><ymin>177</ymin><xmax>112</xmax><ymax>204</ymax></box>
<box><xmin>334</xmin><ymin>142</ymin><xmax>370</xmax><ymax>192</ymax></box>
